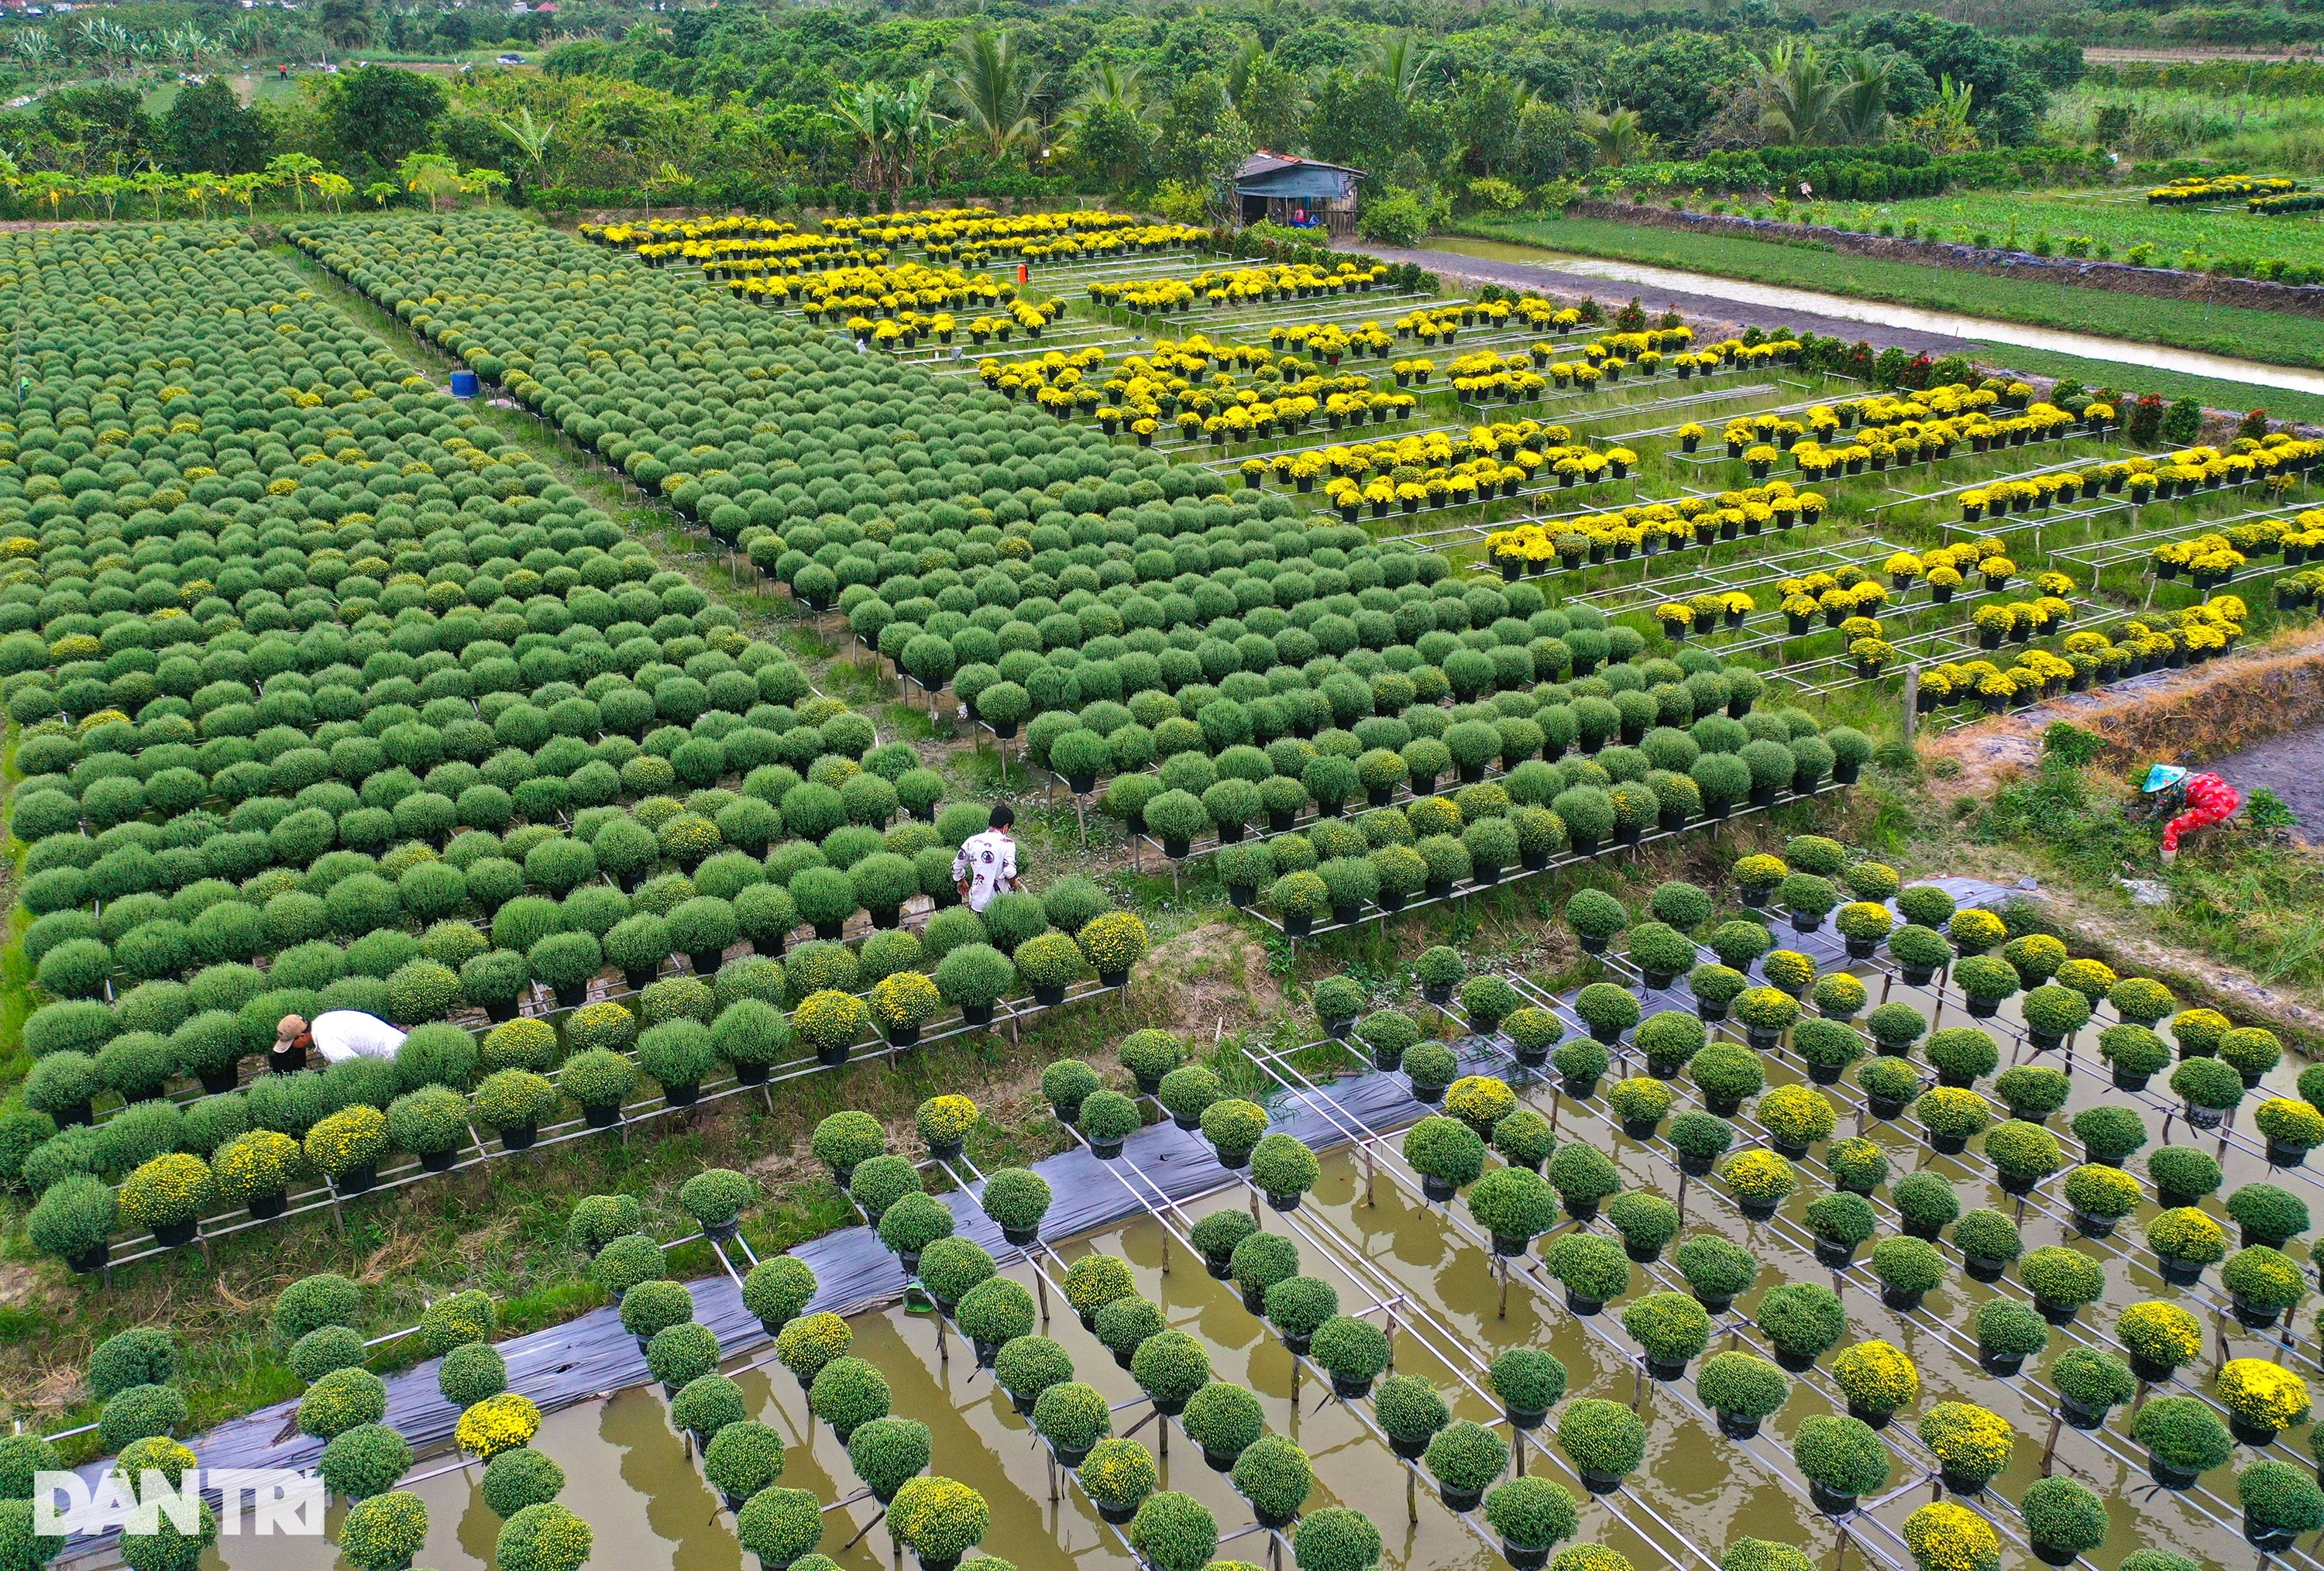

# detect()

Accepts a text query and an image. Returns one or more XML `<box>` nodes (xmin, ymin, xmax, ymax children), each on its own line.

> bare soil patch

<box><xmin>1923</xmin><ymin>624</ymin><xmax>2324</xmax><ymax>799</ymax></box>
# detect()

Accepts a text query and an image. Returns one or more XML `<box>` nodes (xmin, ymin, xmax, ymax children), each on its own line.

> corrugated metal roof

<box><xmin>1236</xmin><ymin>167</ymin><xmax>1359</xmax><ymax>201</ymax></box>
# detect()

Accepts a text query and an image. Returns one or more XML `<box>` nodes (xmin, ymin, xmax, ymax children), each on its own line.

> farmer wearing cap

<box><xmin>273</xmin><ymin>1013</ymin><xmax>313</xmax><ymax>1072</ymax></box>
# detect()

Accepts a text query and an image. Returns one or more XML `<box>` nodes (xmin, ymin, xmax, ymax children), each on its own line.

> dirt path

<box><xmin>2201</xmin><ymin>728</ymin><xmax>2324</xmax><ymax>841</ymax></box>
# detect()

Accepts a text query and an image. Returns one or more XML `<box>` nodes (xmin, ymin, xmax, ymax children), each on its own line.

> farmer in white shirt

<box><xmin>953</xmin><ymin>803</ymin><xmax>1022</xmax><ymax>913</ymax></box>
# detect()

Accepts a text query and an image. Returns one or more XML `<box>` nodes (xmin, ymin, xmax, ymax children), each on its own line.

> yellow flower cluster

<box><xmin>1444</xmin><ymin>1075</ymin><xmax>1517</xmax><ymax>1127</ymax></box>
<box><xmin>1903</xmin><ymin>1503</ymin><xmax>2001</xmax><ymax>1571</ymax></box>
<box><xmin>2219</xmin><ymin>1358</ymin><xmax>2312</xmax><ymax>1428</ymax></box>
<box><xmin>1832</xmin><ymin>1339</ymin><xmax>1921</xmax><ymax>1411</ymax></box>
<box><xmin>1164</xmin><ymin>261</ymin><xmax>1391</xmax><ymax>306</ymax></box>
<box><xmin>456</xmin><ymin>1393</ymin><xmax>541</xmax><ymax>1459</ymax></box>
<box><xmin>1721</xmin><ymin>1149</ymin><xmax>1797</xmax><ymax>1202</ymax></box>
<box><xmin>1267</xmin><ymin>321</ymin><xmax>1394</xmax><ymax>357</ymax></box>
<box><xmin>796</xmin><ymin>989</ymin><xmax>869</xmax><ymax>1051</ymax></box>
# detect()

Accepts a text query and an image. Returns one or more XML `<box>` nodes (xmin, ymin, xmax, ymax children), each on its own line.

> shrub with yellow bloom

<box><xmin>2218</xmin><ymin>1358</ymin><xmax>2312</xmax><ymax>1431</ymax></box>
<box><xmin>1903</xmin><ymin>1503</ymin><xmax>2000</xmax><ymax>1571</ymax></box>
<box><xmin>917</xmin><ymin>1095</ymin><xmax>979</xmax><ymax>1152</ymax></box>
<box><xmin>456</xmin><ymin>1393</ymin><xmax>541</xmax><ymax>1459</ymax></box>
<box><xmin>1918</xmin><ymin>1402</ymin><xmax>2015</xmax><ymax>1487</ymax></box>
<box><xmin>1831</xmin><ymin>1340</ymin><xmax>1920</xmax><ymax>1416</ymax></box>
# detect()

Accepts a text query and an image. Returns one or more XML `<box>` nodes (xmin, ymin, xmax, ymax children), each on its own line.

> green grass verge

<box><xmin>1457</xmin><ymin>215</ymin><xmax>2324</xmax><ymax>373</ymax></box>
<box><xmin>1962</xmin><ymin>340</ymin><xmax>2324</xmax><ymax>424</ymax></box>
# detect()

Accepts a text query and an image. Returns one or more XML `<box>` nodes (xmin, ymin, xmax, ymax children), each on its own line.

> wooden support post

<box><xmin>2040</xmin><ymin>1413</ymin><xmax>2063</xmax><ymax>1476</ymax></box>
<box><xmin>1290</xmin><ymin>1358</ymin><xmax>1301</xmax><ymax>1413</ymax></box>
<box><xmin>1407</xmin><ymin>1470</ymin><xmax>1418</xmax><ymax>1525</ymax></box>
<box><xmin>1160</xmin><ymin>1231</ymin><xmax>1171</xmax><ymax>1276</ymax></box>
<box><xmin>1035</xmin><ymin>1270</ymin><xmax>1050</xmax><ymax>1328</ymax></box>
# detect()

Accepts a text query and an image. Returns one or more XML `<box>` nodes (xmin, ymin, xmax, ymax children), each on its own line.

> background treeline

<box><xmin>0</xmin><ymin>0</ymin><xmax>2082</xmax><ymax>228</ymax></box>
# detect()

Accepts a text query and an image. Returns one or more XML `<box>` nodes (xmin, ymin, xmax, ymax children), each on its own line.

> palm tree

<box><xmin>1755</xmin><ymin>40</ymin><xmax>1840</xmax><ymax>147</ymax></box>
<box><xmin>1834</xmin><ymin>53</ymin><xmax>1895</xmax><ymax>145</ymax></box>
<box><xmin>1076</xmin><ymin>60</ymin><xmax>1143</xmax><ymax>112</ymax></box>
<box><xmin>1578</xmin><ymin>106</ymin><xmax>1656</xmax><ymax>168</ymax></box>
<box><xmin>946</xmin><ymin>27</ymin><xmax>1046</xmax><ymax>164</ymax></box>
<box><xmin>1370</xmin><ymin>30</ymin><xmax>1435</xmax><ymax>103</ymax></box>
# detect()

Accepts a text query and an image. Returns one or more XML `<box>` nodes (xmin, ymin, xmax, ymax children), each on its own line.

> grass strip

<box><xmin>1459</xmin><ymin>215</ymin><xmax>2324</xmax><ymax>373</ymax></box>
<box><xmin>1961</xmin><ymin>341</ymin><xmax>2324</xmax><ymax>424</ymax></box>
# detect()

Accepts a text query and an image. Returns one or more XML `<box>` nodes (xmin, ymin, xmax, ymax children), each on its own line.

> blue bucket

<box><xmin>449</xmin><ymin>370</ymin><xmax>480</xmax><ymax>399</ymax></box>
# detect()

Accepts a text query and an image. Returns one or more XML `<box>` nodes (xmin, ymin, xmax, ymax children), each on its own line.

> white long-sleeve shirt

<box><xmin>951</xmin><ymin>829</ymin><xmax>1019</xmax><ymax>913</ymax></box>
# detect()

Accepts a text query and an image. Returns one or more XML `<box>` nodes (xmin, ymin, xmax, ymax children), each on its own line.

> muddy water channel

<box><xmin>216</xmin><ymin>954</ymin><xmax>2296</xmax><ymax>1571</ymax></box>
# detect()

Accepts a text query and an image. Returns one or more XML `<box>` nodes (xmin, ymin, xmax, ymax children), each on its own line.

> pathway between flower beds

<box><xmin>59</xmin><ymin>876</ymin><xmax>2020</xmax><ymax>1552</ymax></box>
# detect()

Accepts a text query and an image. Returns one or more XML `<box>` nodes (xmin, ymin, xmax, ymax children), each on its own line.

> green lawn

<box><xmin>1462</xmin><ymin>213</ymin><xmax>2324</xmax><ymax>373</ymax></box>
<box><xmin>1865</xmin><ymin>187</ymin><xmax>2324</xmax><ymax>273</ymax></box>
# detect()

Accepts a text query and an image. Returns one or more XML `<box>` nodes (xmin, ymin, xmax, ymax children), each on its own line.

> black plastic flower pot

<box><xmin>1676</xmin><ymin>1150</ymin><xmax>1717</xmax><ymax>1177</ymax></box>
<box><xmin>1964</xmin><ymin>1254</ymin><xmax>2007</xmax><ymax>1284</ymax></box>
<box><xmin>246</xmin><ymin>1188</ymin><xmax>289</xmax><ymax>1219</ymax></box>
<box><xmin>1808</xmin><ymin>1483</ymin><xmax>1858</xmax><ymax>1518</ymax></box>
<box><xmin>200</xmin><ymin>1067</ymin><xmax>239</xmax><ymax>1095</ymax></box>
<box><xmin>2033</xmin><ymin>1298</ymin><xmax>2081</xmax><ymax>1326</ymax></box>
<box><xmin>270</xmin><ymin>1046</ymin><xmax>307</xmax><ymax>1076</ymax></box>
<box><xmin>1899</xmin><ymin>964</ymin><xmax>1937</xmax><ymax>987</ymax></box>
<box><xmin>2058</xmin><ymin>1396</ymin><xmax>2110</xmax><ymax>1432</ymax></box>
<box><xmin>335</xmin><ymin>1161</ymin><xmax>378</xmax><ymax>1194</ymax></box>
<box><xmin>667</xmin><ymin>1079</ymin><xmax>706</xmax><ymax>1104</ymax></box>
<box><xmin>1928</xmin><ymin>1131</ymin><xmax>1969</xmax><ymax>1156</ymax></box>
<box><xmin>2069</xmin><ymin>1209</ymin><xmax>2118</xmax><ymax>1239</ymax></box>
<box><xmin>2148</xmin><ymin>1455</ymin><xmax>2202</xmax><ymax>1491</ymax></box>
<box><xmin>2154</xmin><ymin>1253</ymin><xmax>2205</xmax><ymax>1286</ymax></box>
<box><xmin>2231</xmin><ymin>1414</ymin><xmax>2283</xmax><ymax>1446</ymax></box>
<box><xmin>1811</xmin><ymin>1236</ymin><xmax>1857</xmax><ymax>1269</ymax></box>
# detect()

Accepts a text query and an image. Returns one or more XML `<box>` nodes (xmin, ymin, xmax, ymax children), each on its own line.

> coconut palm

<box><xmin>1834</xmin><ymin>53</ymin><xmax>1895</xmax><ymax>145</ymax></box>
<box><xmin>1075</xmin><ymin>60</ymin><xmax>1144</xmax><ymax>112</ymax></box>
<box><xmin>1370</xmin><ymin>30</ymin><xmax>1435</xmax><ymax>103</ymax></box>
<box><xmin>1579</xmin><ymin>106</ymin><xmax>1656</xmax><ymax>168</ymax></box>
<box><xmin>1755</xmin><ymin>40</ymin><xmax>1840</xmax><ymax>147</ymax></box>
<box><xmin>946</xmin><ymin>27</ymin><xmax>1046</xmax><ymax>163</ymax></box>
